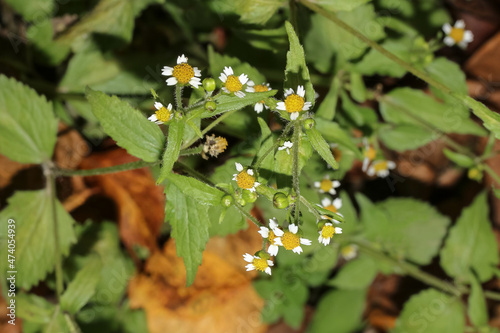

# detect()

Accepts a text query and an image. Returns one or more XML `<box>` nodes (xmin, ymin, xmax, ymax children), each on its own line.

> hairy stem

<box><xmin>292</xmin><ymin>121</ymin><xmax>301</xmax><ymax>224</ymax></box>
<box><xmin>253</xmin><ymin>122</ymin><xmax>294</xmax><ymax>169</ymax></box>
<box><xmin>176</xmin><ymin>85</ymin><xmax>184</xmax><ymax>110</ymax></box>
<box><xmin>55</xmin><ymin>160</ymin><xmax>159</xmax><ymax>177</ymax></box>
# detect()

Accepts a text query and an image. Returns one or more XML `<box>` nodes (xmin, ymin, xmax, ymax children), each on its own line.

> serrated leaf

<box><xmin>328</xmin><ymin>255</ymin><xmax>377</xmax><ymax>289</ymax></box>
<box><xmin>86</xmin><ymin>88</ymin><xmax>165</xmax><ymax>162</ymax></box>
<box><xmin>315</xmin><ymin>120</ymin><xmax>363</xmax><ymax>159</ymax></box>
<box><xmin>468</xmin><ymin>273</ymin><xmax>488</xmax><ymax>327</ymax></box>
<box><xmin>165</xmin><ymin>183</ymin><xmax>210</xmax><ymax>286</ymax></box>
<box><xmin>61</xmin><ymin>256</ymin><xmax>102</xmax><ymax>314</ymax></box>
<box><xmin>284</xmin><ymin>21</ymin><xmax>315</xmax><ymax>104</ymax></box>
<box><xmin>378</xmin><ymin>123</ymin><xmax>436</xmax><ymax>152</ymax></box>
<box><xmin>309</xmin><ymin>289</ymin><xmax>366</xmax><ymax>333</ymax></box>
<box><xmin>443</xmin><ymin>148</ymin><xmax>475</xmax><ymax>168</ymax></box>
<box><xmin>305</xmin><ymin>127</ymin><xmax>339</xmax><ymax>169</ymax></box>
<box><xmin>0</xmin><ymin>190</ymin><xmax>76</xmax><ymax>289</ymax></box>
<box><xmin>165</xmin><ymin>173</ymin><xmax>224</xmax><ymax>205</ymax></box>
<box><xmin>4</xmin><ymin>0</ymin><xmax>53</xmax><ymax>21</ymax></box>
<box><xmin>157</xmin><ymin>119</ymin><xmax>184</xmax><ymax>184</ymax></box>
<box><xmin>461</xmin><ymin>95</ymin><xmax>500</xmax><ymax>140</ymax></box>
<box><xmin>394</xmin><ymin>289</ymin><xmax>465</xmax><ymax>333</ymax></box>
<box><xmin>440</xmin><ymin>192</ymin><xmax>499</xmax><ymax>283</ymax></box>
<box><xmin>0</xmin><ymin>75</ymin><xmax>58</xmax><ymax>163</ymax></box>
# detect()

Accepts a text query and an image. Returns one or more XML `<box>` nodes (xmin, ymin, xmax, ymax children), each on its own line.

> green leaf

<box><xmin>393</xmin><ymin>289</ymin><xmax>465</xmax><ymax>333</ymax></box>
<box><xmin>316</xmin><ymin>75</ymin><xmax>341</xmax><ymax>120</ymax></box>
<box><xmin>0</xmin><ymin>75</ymin><xmax>57</xmax><ymax>163</ymax></box>
<box><xmin>157</xmin><ymin>119</ymin><xmax>184</xmax><ymax>184</ymax></box>
<box><xmin>359</xmin><ymin>196</ymin><xmax>450</xmax><ymax>265</ymax></box>
<box><xmin>86</xmin><ymin>87</ymin><xmax>165</xmax><ymax>162</ymax></box>
<box><xmin>165</xmin><ymin>183</ymin><xmax>210</xmax><ymax>286</ymax></box>
<box><xmin>440</xmin><ymin>192</ymin><xmax>499</xmax><ymax>283</ymax></box>
<box><xmin>349</xmin><ymin>72</ymin><xmax>367</xmax><ymax>103</ymax></box>
<box><xmin>340</xmin><ymin>91</ymin><xmax>377</xmax><ymax>126</ymax></box>
<box><xmin>4</xmin><ymin>0</ymin><xmax>53</xmax><ymax>21</ymax></box>
<box><xmin>210</xmin><ymin>0</ymin><xmax>283</xmax><ymax>25</ymax></box>
<box><xmin>284</xmin><ymin>21</ymin><xmax>315</xmax><ymax>104</ymax></box>
<box><xmin>316</xmin><ymin>0</ymin><xmax>370</xmax><ymax>12</ymax></box>
<box><xmin>165</xmin><ymin>173</ymin><xmax>224</xmax><ymax>206</ymax></box>
<box><xmin>305</xmin><ymin>127</ymin><xmax>339</xmax><ymax>169</ymax></box>
<box><xmin>461</xmin><ymin>95</ymin><xmax>500</xmax><ymax>140</ymax></box>
<box><xmin>328</xmin><ymin>255</ymin><xmax>377</xmax><ymax>289</ymax></box>
<box><xmin>274</xmin><ymin>132</ymin><xmax>313</xmax><ymax>188</ymax></box>
<box><xmin>27</xmin><ymin>20</ymin><xmax>70</xmax><ymax>66</ymax></box>
<box><xmin>255</xmin><ymin>118</ymin><xmax>275</xmax><ymax>172</ymax></box>
<box><xmin>468</xmin><ymin>273</ymin><xmax>488</xmax><ymax>327</ymax></box>
<box><xmin>61</xmin><ymin>255</ymin><xmax>102</xmax><ymax>314</ymax></box>
<box><xmin>378</xmin><ymin>124</ymin><xmax>435</xmax><ymax>152</ymax></box>
<box><xmin>443</xmin><ymin>148</ymin><xmax>475</xmax><ymax>168</ymax></box>
<box><xmin>17</xmin><ymin>293</ymin><xmax>70</xmax><ymax>333</ymax></box>
<box><xmin>315</xmin><ymin>120</ymin><xmax>363</xmax><ymax>159</ymax></box>
<box><xmin>0</xmin><ymin>190</ymin><xmax>76</xmax><ymax>289</ymax></box>
<box><xmin>309</xmin><ymin>289</ymin><xmax>366</xmax><ymax>333</ymax></box>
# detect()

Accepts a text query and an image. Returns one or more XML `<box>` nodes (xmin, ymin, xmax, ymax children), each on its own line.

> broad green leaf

<box><xmin>284</xmin><ymin>21</ymin><xmax>315</xmax><ymax>104</ymax></box>
<box><xmin>340</xmin><ymin>91</ymin><xmax>377</xmax><ymax>126</ymax></box>
<box><xmin>315</xmin><ymin>120</ymin><xmax>363</xmax><ymax>159</ymax></box>
<box><xmin>165</xmin><ymin>173</ymin><xmax>224</xmax><ymax>206</ymax></box>
<box><xmin>0</xmin><ymin>190</ymin><xmax>76</xmax><ymax>289</ymax></box>
<box><xmin>468</xmin><ymin>273</ymin><xmax>488</xmax><ymax>327</ymax></box>
<box><xmin>349</xmin><ymin>72</ymin><xmax>367</xmax><ymax>103</ymax></box>
<box><xmin>461</xmin><ymin>95</ymin><xmax>500</xmax><ymax>140</ymax></box>
<box><xmin>210</xmin><ymin>0</ymin><xmax>283</xmax><ymax>25</ymax></box>
<box><xmin>393</xmin><ymin>289</ymin><xmax>465</xmax><ymax>333</ymax></box>
<box><xmin>0</xmin><ymin>75</ymin><xmax>57</xmax><ymax>163</ymax></box>
<box><xmin>305</xmin><ymin>4</ymin><xmax>385</xmax><ymax>72</ymax></box>
<box><xmin>157</xmin><ymin>119</ymin><xmax>184</xmax><ymax>184</ymax></box>
<box><xmin>338</xmin><ymin>191</ymin><xmax>359</xmax><ymax>235</ymax></box>
<box><xmin>274</xmin><ymin>132</ymin><xmax>313</xmax><ymax>188</ymax></box>
<box><xmin>440</xmin><ymin>192</ymin><xmax>499</xmax><ymax>283</ymax></box>
<box><xmin>316</xmin><ymin>75</ymin><xmax>341</xmax><ymax>120</ymax></box>
<box><xmin>359</xmin><ymin>196</ymin><xmax>450</xmax><ymax>265</ymax></box>
<box><xmin>233</xmin><ymin>27</ymin><xmax>288</xmax><ymax>52</ymax></box>
<box><xmin>27</xmin><ymin>20</ymin><xmax>70</xmax><ymax>66</ymax></box>
<box><xmin>208</xmin><ymin>205</ymin><xmax>247</xmax><ymax>237</ymax></box>
<box><xmin>317</xmin><ymin>0</ymin><xmax>371</xmax><ymax>11</ymax></box>
<box><xmin>165</xmin><ymin>183</ymin><xmax>210</xmax><ymax>286</ymax></box>
<box><xmin>17</xmin><ymin>293</ymin><xmax>69</xmax><ymax>333</ymax></box>
<box><xmin>309</xmin><ymin>289</ymin><xmax>366</xmax><ymax>333</ymax></box>
<box><xmin>378</xmin><ymin>123</ymin><xmax>435</xmax><ymax>152</ymax></box>
<box><xmin>328</xmin><ymin>255</ymin><xmax>377</xmax><ymax>289</ymax></box>
<box><xmin>4</xmin><ymin>0</ymin><xmax>53</xmax><ymax>21</ymax></box>
<box><xmin>86</xmin><ymin>88</ymin><xmax>165</xmax><ymax>162</ymax></box>
<box><xmin>255</xmin><ymin>118</ymin><xmax>275</xmax><ymax>172</ymax></box>
<box><xmin>61</xmin><ymin>255</ymin><xmax>102</xmax><ymax>314</ymax></box>
<box><xmin>305</xmin><ymin>127</ymin><xmax>339</xmax><ymax>169</ymax></box>
<box><xmin>443</xmin><ymin>148</ymin><xmax>475</xmax><ymax>168</ymax></box>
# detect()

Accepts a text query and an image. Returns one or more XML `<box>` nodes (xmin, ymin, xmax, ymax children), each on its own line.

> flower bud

<box><xmin>203</xmin><ymin>78</ymin><xmax>216</xmax><ymax>92</ymax></box>
<box><xmin>221</xmin><ymin>195</ymin><xmax>233</xmax><ymax>207</ymax></box>
<box><xmin>242</xmin><ymin>189</ymin><xmax>258</xmax><ymax>203</ymax></box>
<box><xmin>304</xmin><ymin>118</ymin><xmax>315</xmax><ymax>130</ymax></box>
<box><xmin>205</xmin><ymin>101</ymin><xmax>217</xmax><ymax>112</ymax></box>
<box><xmin>255</xmin><ymin>250</ymin><xmax>270</xmax><ymax>260</ymax></box>
<box><xmin>273</xmin><ymin>192</ymin><xmax>289</xmax><ymax>209</ymax></box>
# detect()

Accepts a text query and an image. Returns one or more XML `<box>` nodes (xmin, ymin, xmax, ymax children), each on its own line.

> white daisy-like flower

<box><xmin>232</xmin><ymin>162</ymin><xmax>260</xmax><ymax>192</ymax></box>
<box><xmin>314</xmin><ymin>176</ymin><xmax>341</xmax><ymax>195</ymax></box>
<box><xmin>367</xmin><ymin>160</ymin><xmax>396</xmax><ymax>178</ymax></box>
<box><xmin>319</xmin><ymin>197</ymin><xmax>343</xmax><ymax>221</ymax></box>
<box><xmin>318</xmin><ymin>222</ymin><xmax>342</xmax><ymax>246</ymax></box>
<box><xmin>362</xmin><ymin>138</ymin><xmax>377</xmax><ymax>172</ymax></box>
<box><xmin>243</xmin><ymin>253</ymin><xmax>273</xmax><ymax>275</ymax></box>
<box><xmin>278</xmin><ymin>141</ymin><xmax>293</xmax><ymax>155</ymax></box>
<box><xmin>258</xmin><ymin>218</ymin><xmax>284</xmax><ymax>256</ymax></box>
<box><xmin>148</xmin><ymin>102</ymin><xmax>173</xmax><ymax>124</ymax></box>
<box><xmin>442</xmin><ymin>20</ymin><xmax>474</xmax><ymax>49</ymax></box>
<box><xmin>274</xmin><ymin>224</ymin><xmax>311</xmax><ymax>254</ymax></box>
<box><xmin>161</xmin><ymin>54</ymin><xmax>202</xmax><ymax>88</ymax></box>
<box><xmin>219</xmin><ymin>66</ymin><xmax>249</xmax><ymax>98</ymax></box>
<box><xmin>246</xmin><ymin>81</ymin><xmax>271</xmax><ymax>113</ymax></box>
<box><xmin>276</xmin><ymin>85</ymin><xmax>312</xmax><ymax>120</ymax></box>
<box><xmin>340</xmin><ymin>244</ymin><xmax>358</xmax><ymax>261</ymax></box>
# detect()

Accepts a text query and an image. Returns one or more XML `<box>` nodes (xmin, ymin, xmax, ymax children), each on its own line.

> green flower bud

<box><xmin>221</xmin><ymin>195</ymin><xmax>233</xmax><ymax>207</ymax></box>
<box><xmin>304</xmin><ymin>118</ymin><xmax>315</xmax><ymax>130</ymax></box>
<box><xmin>255</xmin><ymin>250</ymin><xmax>270</xmax><ymax>260</ymax></box>
<box><xmin>174</xmin><ymin>111</ymin><xmax>183</xmax><ymax>120</ymax></box>
<box><xmin>203</xmin><ymin>78</ymin><xmax>216</xmax><ymax>92</ymax></box>
<box><xmin>468</xmin><ymin>167</ymin><xmax>483</xmax><ymax>181</ymax></box>
<box><xmin>237</xmin><ymin>196</ymin><xmax>246</xmax><ymax>207</ymax></box>
<box><xmin>317</xmin><ymin>219</ymin><xmax>329</xmax><ymax>231</ymax></box>
<box><xmin>205</xmin><ymin>101</ymin><xmax>217</xmax><ymax>112</ymax></box>
<box><xmin>273</xmin><ymin>192</ymin><xmax>289</xmax><ymax>209</ymax></box>
<box><xmin>287</xmin><ymin>193</ymin><xmax>297</xmax><ymax>204</ymax></box>
<box><xmin>242</xmin><ymin>189</ymin><xmax>258</xmax><ymax>203</ymax></box>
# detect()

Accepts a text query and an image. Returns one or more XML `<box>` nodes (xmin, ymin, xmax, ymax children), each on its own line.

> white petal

<box><xmin>253</xmin><ymin>182</ymin><xmax>260</xmax><ymax>188</ymax></box>
<box><xmin>362</xmin><ymin>157</ymin><xmax>370</xmax><ymax>172</ymax></box>
<box><xmin>154</xmin><ymin>102</ymin><xmax>163</xmax><ymax>110</ymax></box>
<box><xmin>289</xmin><ymin>224</ymin><xmax>298</xmax><ymax>234</ymax></box>
<box><xmin>284</xmin><ymin>141</ymin><xmax>293</xmax><ymax>148</ymax></box>
<box><xmin>190</xmin><ymin>77</ymin><xmax>201</xmax><ymax>88</ymax></box>
<box><xmin>265</xmin><ymin>267</ymin><xmax>272</xmax><ymax>275</ymax></box>
<box><xmin>444</xmin><ymin>36</ymin><xmax>455</xmax><ymax>46</ymax></box>
<box><xmin>278</xmin><ymin>146</ymin><xmax>285</xmax><ymax>151</ymax></box>
<box><xmin>223</xmin><ymin>66</ymin><xmax>233</xmax><ymax>76</ymax></box>
<box><xmin>458</xmin><ymin>40</ymin><xmax>469</xmax><ymax>49</ymax></box>
<box><xmin>235</xmin><ymin>91</ymin><xmax>246</xmax><ymax>98</ymax></box>
<box><xmin>166</xmin><ymin>77</ymin><xmax>178</xmax><ymax>86</ymax></box>
<box><xmin>246</xmin><ymin>86</ymin><xmax>255</xmax><ymax>93</ymax></box>
<box><xmin>292</xmin><ymin>246</ymin><xmax>303</xmax><ymax>254</ymax></box>
<box><xmin>335</xmin><ymin>227</ymin><xmax>343</xmax><ymax>234</ymax></box>
<box><xmin>193</xmin><ymin>67</ymin><xmax>201</xmax><ymax>76</ymax></box>
<box><xmin>239</xmin><ymin>74</ymin><xmax>249</xmax><ymax>85</ymax></box>
<box><xmin>259</xmin><ymin>227</ymin><xmax>270</xmax><ymax>238</ymax></box>
<box><xmin>297</xmin><ymin>85</ymin><xmax>305</xmax><ymax>97</ymax></box>
<box><xmin>367</xmin><ymin>166</ymin><xmax>375</xmax><ymax>176</ymax></box>
<box><xmin>322</xmin><ymin>238</ymin><xmax>331</xmax><ymax>246</ymax></box>
<box><xmin>219</xmin><ymin>73</ymin><xmax>227</xmax><ymax>83</ymax></box>
<box><xmin>247</xmin><ymin>80</ymin><xmax>255</xmax><ymax>87</ymax></box>
<box><xmin>222</xmin><ymin>87</ymin><xmax>229</xmax><ymax>93</ymax></box>
<box><xmin>290</xmin><ymin>112</ymin><xmax>299</xmax><ymax>120</ymax></box>
<box><xmin>148</xmin><ymin>114</ymin><xmax>157</xmax><ymax>122</ymax></box>
<box><xmin>232</xmin><ymin>174</ymin><xmax>237</xmax><ymax>181</ymax></box>
<box><xmin>284</xmin><ymin>88</ymin><xmax>294</xmax><ymax>97</ymax></box>
<box><xmin>248</xmin><ymin>187</ymin><xmax>256</xmax><ymax>193</ymax></box>
<box><xmin>274</xmin><ymin>237</ymin><xmax>283</xmax><ymax>246</ymax></box>
<box><xmin>455</xmin><ymin>20</ymin><xmax>465</xmax><ymax>29</ymax></box>
<box><xmin>321</xmin><ymin>197</ymin><xmax>331</xmax><ymax>207</ymax></box>
<box><xmin>235</xmin><ymin>162</ymin><xmax>243</xmax><ymax>172</ymax></box>
<box><xmin>387</xmin><ymin>161</ymin><xmax>396</xmax><ymax>169</ymax></box>
<box><xmin>246</xmin><ymin>264</ymin><xmax>255</xmax><ymax>271</ymax></box>
<box><xmin>254</xmin><ymin>103</ymin><xmax>264</xmax><ymax>113</ymax></box>
<box><xmin>442</xmin><ymin>23</ymin><xmax>452</xmax><ymax>34</ymax></box>
<box><xmin>328</xmin><ymin>188</ymin><xmax>337</xmax><ymax>195</ymax></box>
<box><xmin>273</xmin><ymin>228</ymin><xmax>284</xmax><ymax>237</ymax></box>
<box><xmin>302</xmin><ymin>102</ymin><xmax>312</xmax><ymax>111</ymax></box>
<box><xmin>247</xmin><ymin>169</ymin><xmax>254</xmax><ymax>176</ymax></box>
<box><xmin>276</xmin><ymin>102</ymin><xmax>286</xmax><ymax>110</ymax></box>
<box><xmin>378</xmin><ymin>170</ymin><xmax>389</xmax><ymax>178</ymax></box>
<box><xmin>267</xmin><ymin>260</ymin><xmax>274</xmax><ymax>267</ymax></box>
<box><xmin>177</xmin><ymin>54</ymin><xmax>188</xmax><ymax>64</ymax></box>
<box><xmin>161</xmin><ymin>66</ymin><xmax>173</xmax><ymax>75</ymax></box>
<box><xmin>332</xmin><ymin>180</ymin><xmax>341</xmax><ymax>188</ymax></box>
<box><xmin>314</xmin><ymin>181</ymin><xmax>320</xmax><ymax>188</ymax></box>
<box><xmin>269</xmin><ymin>218</ymin><xmax>278</xmax><ymax>229</ymax></box>
<box><xmin>464</xmin><ymin>30</ymin><xmax>474</xmax><ymax>42</ymax></box>
<box><xmin>268</xmin><ymin>245</ymin><xmax>279</xmax><ymax>256</ymax></box>
<box><xmin>318</xmin><ymin>235</ymin><xmax>323</xmax><ymax>243</ymax></box>
<box><xmin>300</xmin><ymin>238</ymin><xmax>312</xmax><ymax>245</ymax></box>
<box><xmin>167</xmin><ymin>103</ymin><xmax>173</xmax><ymax>111</ymax></box>
<box><xmin>333</xmin><ymin>198</ymin><xmax>342</xmax><ymax>209</ymax></box>
<box><xmin>243</xmin><ymin>253</ymin><xmax>254</xmax><ymax>262</ymax></box>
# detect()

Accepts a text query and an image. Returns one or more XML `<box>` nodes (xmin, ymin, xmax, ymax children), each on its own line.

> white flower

<box><xmin>274</xmin><ymin>223</ymin><xmax>311</xmax><ymax>254</ymax></box>
<box><xmin>367</xmin><ymin>160</ymin><xmax>396</xmax><ymax>178</ymax></box>
<box><xmin>442</xmin><ymin>20</ymin><xmax>474</xmax><ymax>49</ymax></box>
<box><xmin>276</xmin><ymin>85</ymin><xmax>312</xmax><ymax>120</ymax></box>
<box><xmin>219</xmin><ymin>66</ymin><xmax>249</xmax><ymax>98</ymax></box>
<box><xmin>232</xmin><ymin>162</ymin><xmax>260</xmax><ymax>192</ymax></box>
<box><xmin>148</xmin><ymin>102</ymin><xmax>173</xmax><ymax>124</ymax></box>
<box><xmin>314</xmin><ymin>176</ymin><xmax>341</xmax><ymax>195</ymax></box>
<box><xmin>243</xmin><ymin>253</ymin><xmax>273</xmax><ymax>275</ymax></box>
<box><xmin>258</xmin><ymin>218</ymin><xmax>285</xmax><ymax>256</ymax></box>
<box><xmin>340</xmin><ymin>244</ymin><xmax>358</xmax><ymax>261</ymax></box>
<box><xmin>319</xmin><ymin>197</ymin><xmax>343</xmax><ymax>222</ymax></box>
<box><xmin>161</xmin><ymin>54</ymin><xmax>202</xmax><ymax>88</ymax></box>
<box><xmin>362</xmin><ymin>138</ymin><xmax>376</xmax><ymax>172</ymax></box>
<box><xmin>246</xmin><ymin>81</ymin><xmax>271</xmax><ymax>113</ymax></box>
<box><xmin>278</xmin><ymin>141</ymin><xmax>293</xmax><ymax>155</ymax></box>
<box><xmin>318</xmin><ymin>222</ymin><xmax>342</xmax><ymax>246</ymax></box>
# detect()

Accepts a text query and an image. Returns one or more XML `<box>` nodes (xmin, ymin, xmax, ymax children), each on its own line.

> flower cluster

<box><xmin>362</xmin><ymin>138</ymin><xmax>396</xmax><ymax>178</ymax></box>
<box><xmin>442</xmin><ymin>20</ymin><xmax>473</xmax><ymax>49</ymax></box>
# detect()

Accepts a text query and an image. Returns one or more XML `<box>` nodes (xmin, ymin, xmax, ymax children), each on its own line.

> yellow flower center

<box><xmin>236</xmin><ymin>170</ymin><xmax>256</xmax><ymax>189</ymax></box>
<box><xmin>284</xmin><ymin>94</ymin><xmax>305</xmax><ymax>113</ymax></box>
<box><xmin>155</xmin><ymin>107</ymin><xmax>172</xmax><ymax>122</ymax></box>
<box><xmin>254</xmin><ymin>84</ymin><xmax>269</xmax><ymax>92</ymax></box>
<box><xmin>281</xmin><ymin>231</ymin><xmax>300</xmax><ymax>250</ymax></box>
<box><xmin>320</xmin><ymin>179</ymin><xmax>332</xmax><ymax>192</ymax></box>
<box><xmin>373</xmin><ymin>161</ymin><xmax>388</xmax><ymax>172</ymax></box>
<box><xmin>341</xmin><ymin>245</ymin><xmax>355</xmax><ymax>258</ymax></box>
<box><xmin>364</xmin><ymin>146</ymin><xmax>376</xmax><ymax>161</ymax></box>
<box><xmin>225</xmin><ymin>75</ymin><xmax>243</xmax><ymax>92</ymax></box>
<box><xmin>252</xmin><ymin>257</ymin><xmax>269</xmax><ymax>272</ymax></box>
<box><xmin>450</xmin><ymin>27</ymin><xmax>465</xmax><ymax>43</ymax></box>
<box><xmin>172</xmin><ymin>63</ymin><xmax>195</xmax><ymax>84</ymax></box>
<box><xmin>325</xmin><ymin>205</ymin><xmax>337</xmax><ymax>213</ymax></box>
<box><xmin>321</xmin><ymin>225</ymin><xmax>335</xmax><ymax>239</ymax></box>
<box><xmin>268</xmin><ymin>229</ymin><xmax>277</xmax><ymax>245</ymax></box>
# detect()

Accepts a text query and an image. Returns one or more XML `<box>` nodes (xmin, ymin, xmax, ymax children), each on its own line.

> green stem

<box><xmin>253</xmin><ymin>122</ymin><xmax>294</xmax><ymax>169</ymax></box>
<box><xmin>44</xmin><ymin>164</ymin><xmax>63</xmax><ymax>301</ymax></box>
<box><xmin>289</xmin><ymin>0</ymin><xmax>299</xmax><ymax>33</ymax></box>
<box><xmin>482</xmin><ymin>163</ymin><xmax>500</xmax><ymax>186</ymax></box>
<box><xmin>292</xmin><ymin>121</ymin><xmax>301</xmax><ymax>224</ymax></box>
<box><xmin>299</xmin><ymin>195</ymin><xmax>322</xmax><ymax>220</ymax></box>
<box><xmin>182</xmin><ymin>109</ymin><xmax>238</xmax><ymax>149</ymax></box>
<box><xmin>176</xmin><ymin>85</ymin><xmax>184</xmax><ymax>110</ymax></box>
<box><xmin>180</xmin><ymin>145</ymin><xmax>203</xmax><ymax>156</ymax></box>
<box><xmin>55</xmin><ymin>160</ymin><xmax>159</xmax><ymax>177</ymax></box>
